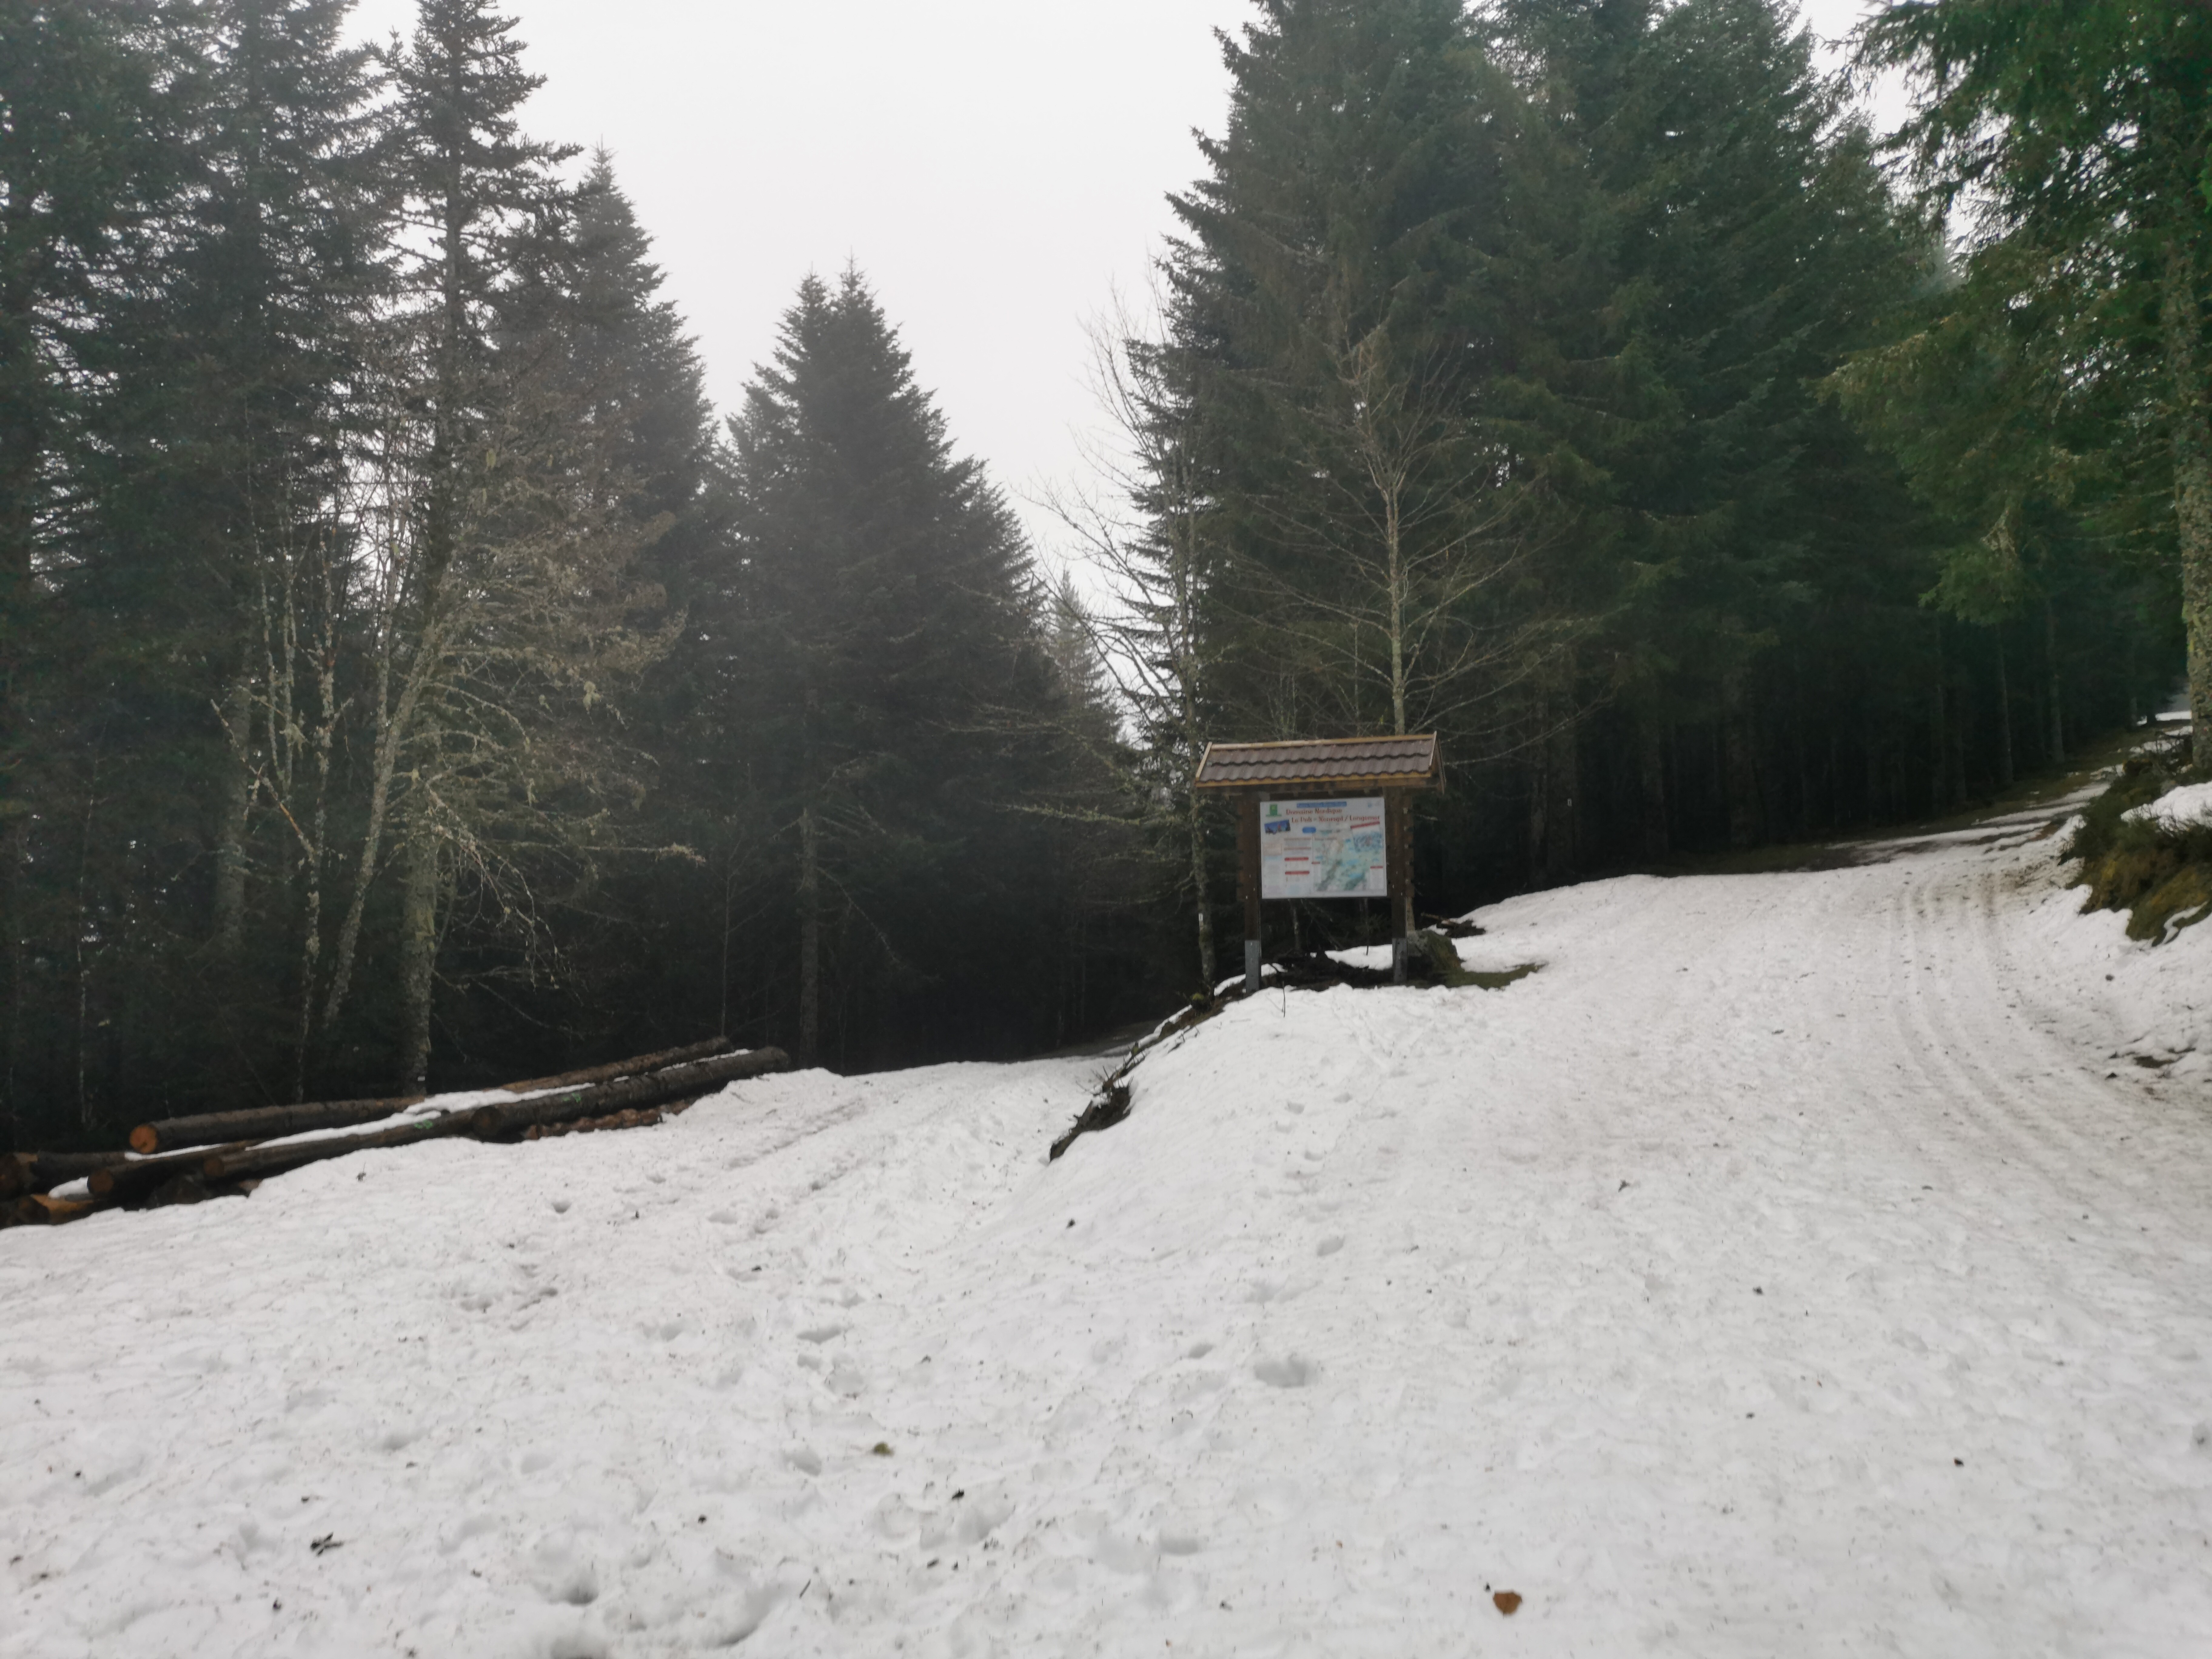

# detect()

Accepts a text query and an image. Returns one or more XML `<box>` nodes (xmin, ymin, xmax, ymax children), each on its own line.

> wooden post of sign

<box><xmin>1238</xmin><ymin>793</ymin><xmax>1263</xmax><ymax>992</ymax></box>
<box><xmin>1386</xmin><ymin>788</ymin><xmax>1414</xmax><ymax>983</ymax></box>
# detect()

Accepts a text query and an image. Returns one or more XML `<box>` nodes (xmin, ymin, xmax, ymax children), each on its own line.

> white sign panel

<box><xmin>1260</xmin><ymin>797</ymin><xmax>1387</xmax><ymax>899</ymax></box>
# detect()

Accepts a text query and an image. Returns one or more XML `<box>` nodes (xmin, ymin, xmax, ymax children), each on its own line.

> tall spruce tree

<box><xmin>450</xmin><ymin>149</ymin><xmax>723</xmax><ymax>1080</ymax></box>
<box><xmin>714</xmin><ymin>270</ymin><xmax>1057</xmax><ymax>1065</ymax></box>
<box><xmin>1493</xmin><ymin>0</ymin><xmax>1945</xmax><ymax>855</ymax></box>
<box><xmin>2</xmin><ymin>0</ymin><xmax>397</xmax><ymax>1134</ymax></box>
<box><xmin>1859</xmin><ymin>0</ymin><xmax>2212</xmax><ymax>765</ymax></box>
<box><xmin>0</xmin><ymin>0</ymin><xmax>179</xmax><ymax>1141</ymax></box>
<box><xmin>1168</xmin><ymin>0</ymin><xmax>1567</xmax><ymax>749</ymax></box>
<box><xmin>85</xmin><ymin>0</ymin><xmax>383</xmax><ymax>1099</ymax></box>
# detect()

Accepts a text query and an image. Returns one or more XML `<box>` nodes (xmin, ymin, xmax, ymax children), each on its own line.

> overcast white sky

<box><xmin>345</xmin><ymin>0</ymin><xmax>1896</xmax><ymax>560</ymax></box>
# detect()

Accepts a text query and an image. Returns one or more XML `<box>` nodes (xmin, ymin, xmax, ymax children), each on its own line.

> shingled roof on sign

<box><xmin>1193</xmin><ymin>734</ymin><xmax>1441</xmax><ymax>790</ymax></box>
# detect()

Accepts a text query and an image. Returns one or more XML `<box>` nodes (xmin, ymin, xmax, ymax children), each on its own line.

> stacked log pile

<box><xmin>2</xmin><ymin>1040</ymin><xmax>789</xmax><ymax>1229</ymax></box>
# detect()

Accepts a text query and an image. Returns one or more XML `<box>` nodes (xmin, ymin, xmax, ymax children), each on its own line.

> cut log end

<box><xmin>128</xmin><ymin>1124</ymin><xmax>160</xmax><ymax>1155</ymax></box>
<box><xmin>12</xmin><ymin>1192</ymin><xmax>111</xmax><ymax>1227</ymax></box>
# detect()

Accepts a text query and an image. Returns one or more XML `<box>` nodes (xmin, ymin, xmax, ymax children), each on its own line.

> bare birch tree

<box><xmin>1238</xmin><ymin>273</ymin><xmax>1559</xmax><ymax>743</ymax></box>
<box><xmin>1043</xmin><ymin>293</ymin><xmax>1227</xmax><ymax>990</ymax></box>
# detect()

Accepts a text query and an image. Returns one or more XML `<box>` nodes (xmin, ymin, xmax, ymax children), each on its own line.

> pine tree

<box><xmin>1168</xmin><ymin>0</ymin><xmax>1567</xmax><ymax>748</ymax></box>
<box><xmin>1860</xmin><ymin>0</ymin><xmax>2212</xmax><ymax>765</ymax></box>
<box><xmin>441</xmin><ymin>149</ymin><xmax>725</xmax><ymax>1073</ymax></box>
<box><xmin>0</xmin><ymin>0</ymin><xmax>177</xmax><ymax>1142</ymax></box>
<box><xmin>715</xmin><ymin>270</ymin><xmax>1055</xmax><ymax>1064</ymax></box>
<box><xmin>1494</xmin><ymin>0</ymin><xmax>1946</xmax><ymax>853</ymax></box>
<box><xmin>69</xmin><ymin>0</ymin><xmax>387</xmax><ymax>1102</ymax></box>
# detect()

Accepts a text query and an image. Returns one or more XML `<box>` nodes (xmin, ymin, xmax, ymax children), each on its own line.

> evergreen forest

<box><xmin>4</xmin><ymin>0</ymin><xmax>2204</xmax><ymax>1151</ymax></box>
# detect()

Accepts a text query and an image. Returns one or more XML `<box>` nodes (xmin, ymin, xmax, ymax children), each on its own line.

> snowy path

<box><xmin>5</xmin><ymin>806</ymin><xmax>2210</xmax><ymax>1657</ymax></box>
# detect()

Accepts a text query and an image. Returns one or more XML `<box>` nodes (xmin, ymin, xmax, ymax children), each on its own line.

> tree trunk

<box><xmin>134</xmin><ymin>1094</ymin><xmax>425</xmax><ymax>1156</ymax></box>
<box><xmin>211</xmin><ymin>670</ymin><xmax>255</xmax><ymax>956</ymax></box>
<box><xmin>1946</xmin><ymin>672</ymin><xmax>1969</xmax><ymax>809</ymax></box>
<box><xmin>2043</xmin><ymin>598</ymin><xmax>2064</xmax><ymax>764</ymax></box>
<box><xmin>1793</xmin><ymin>674</ymin><xmax>1812</xmax><ymax>839</ymax></box>
<box><xmin>72</xmin><ymin>770</ymin><xmax>98</xmax><ymax>1131</ymax></box>
<box><xmin>1638</xmin><ymin>716</ymin><xmax>1670</xmax><ymax>861</ymax></box>
<box><xmin>1994</xmin><ymin>630</ymin><xmax>2014</xmax><ymax>789</ymax></box>
<box><xmin>1723</xmin><ymin>675</ymin><xmax>1761</xmax><ymax>850</ymax></box>
<box><xmin>1385</xmin><ymin>483</ymin><xmax>1408</xmax><ymax>737</ymax></box>
<box><xmin>1930</xmin><ymin>639</ymin><xmax>1949</xmax><ymax>814</ymax></box>
<box><xmin>1526</xmin><ymin>663</ymin><xmax>1576</xmax><ymax>884</ymax></box>
<box><xmin>1187</xmin><ymin>794</ymin><xmax>1216</xmax><ymax>990</ymax></box>
<box><xmin>500</xmin><ymin>1037</ymin><xmax>733</xmax><ymax>1094</ymax></box>
<box><xmin>1863</xmin><ymin>714</ymin><xmax>1883</xmax><ymax>823</ymax></box>
<box><xmin>320</xmin><ymin>629</ymin><xmax>431</xmax><ymax>1040</ymax></box>
<box><xmin>0</xmin><ymin>306</ymin><xmax>35</xmax><ymax>822</ymax></box>
<box><xmin>2164</xmin><ymin>236</ymin><xmax>2212</xmax><ymax>769</ymax></box>
<box><xmin>797</xmin><ymin>801</ymin><xmax>821</xmax><ymax>1064</ymax></box>
<box><xmin>2</xmin><ymin>817</ymin><xmax>22</xmax><ymax>1150</ymax></box>
<box><xmin>1</xmin><ymin>291</ymin><xmax>39</xmax><ymax>1150</ymax></box>
<box><xmin>397</xmin><ymin>826</ymin><xmax>440</xmax><ymax>1094</ymax></box>
<box><xmin>1542</xmin><ymin>713</ymin><xmax>1577</xmax><ymax>885</ymax></box>
<box><xmin>1526</xmin><ymin>733</ymin><xmax>1550</xmax><ymax>886</ymax></box>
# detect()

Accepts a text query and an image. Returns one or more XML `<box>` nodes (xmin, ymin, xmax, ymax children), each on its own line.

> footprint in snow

<box><xmin>1253</xmin><ymin>1355</ymin><xmax>1316</xmax><ymax>1389</ymax></box>
<box><xmin>1315</xmin><ymin>1235</ymin><xmax>1346</xmax><ymax>1257</ymax></box>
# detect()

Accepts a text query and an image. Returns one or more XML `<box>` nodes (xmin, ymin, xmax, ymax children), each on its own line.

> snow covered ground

<box><xmin>5</xmin><ymin>794</ymin><xmax>2211</xmax><ymax>1657</ymax></box>
<box><xmin>2127</xmin><ymin>779</ymin><xmax>2212</xmax><ymax>835</ymax></box>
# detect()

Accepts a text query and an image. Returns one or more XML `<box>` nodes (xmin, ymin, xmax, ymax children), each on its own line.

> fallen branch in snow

<box><xmin>1046</xmin><ymin>937</ymin><xmax>1540</xmax><ymax>1163</ymax></box>
<box><xmin>497</xmin><ymin>1037</ymin><xmax>732</xmax><ymax>1094</ymax></box>
<box><xmin>129</xmin><ymin>1095</ymin><xmax>427</xmax><ymax>1156</ymax></box>
<box><xmin>1049</xmin><ymin>1082</ymin><xmax>1131</xmax><ymax>1161</ymax></box>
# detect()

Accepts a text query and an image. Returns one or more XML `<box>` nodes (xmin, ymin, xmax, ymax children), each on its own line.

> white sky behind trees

<box><xmin>347</xmin><ymin>0</ymin><xmax>1895</xmax><ymax>558</ymax></box>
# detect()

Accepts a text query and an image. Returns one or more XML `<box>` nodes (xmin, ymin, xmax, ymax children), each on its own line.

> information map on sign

<box><xmin>1259</xmin><ymin>797</ymin><xmax>1387</xmax><ymax>899</ymax></box>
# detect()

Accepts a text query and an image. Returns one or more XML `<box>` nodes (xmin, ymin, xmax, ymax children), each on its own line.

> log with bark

<box><xmin>129</xmin><ymin>1094</ymin><xmax>426</xmax><ymax>1156</ymax></box>
<box><xmin>201</xmin><ymin>1109</ymin><xmax>490</xmax><ymax>1185</ymax></box>
<box><xmin>126</xmin><ymin>1038</ymin><xmax>736</xmax><ymax>1154</ymax></box>
<box><xmin>498</xmin><ymin>1037</ymin><xmax>732</xmax><ymax>1094</ymax></box>
<box><xmin>7</xmin><ymin>1149</ymin><xmax>136</xmax><ymax>1196</ymax></box>
<box><xmin>468</xmin><ymin>1048</ymin><xmax>789</xmax><ymax>1139</ymax></box>
<box><xmin>89</xmin><ymin>1142</ymin><xmax>259</xmax><ymax>1204</ymax></box>
<box><xmin>199</xmin><ymin>1049</ymin><xmax>791</xmax><ymax>1187</ymax></box>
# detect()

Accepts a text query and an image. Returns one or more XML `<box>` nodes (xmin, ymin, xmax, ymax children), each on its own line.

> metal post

<box><xmin>1238</xmin><ymin>793</ymin><xmax>1263</xmax><ymax>993</ymax></box>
